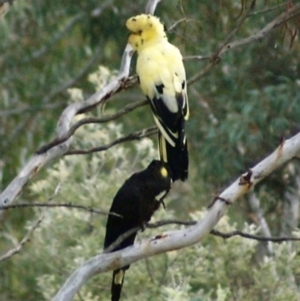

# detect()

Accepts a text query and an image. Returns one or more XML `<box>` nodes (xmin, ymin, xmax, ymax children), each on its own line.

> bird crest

<box><xmin>126</xmin><ymin>14</ymin><xmax>164</xmax><ymax>34</ymax></box>
<box><xmin>126</xmin><ymin>14</ymin><xmax>166</xmax><ymax>50</ymax></box>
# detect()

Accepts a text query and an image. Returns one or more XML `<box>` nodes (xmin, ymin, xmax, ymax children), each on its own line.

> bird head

<box><xmin>126</xmin><ymin>14</ymin><xmax>166</xmax><ymax>51</ymax></box>
<box><xmin>147</xmin><ymin>160</ymin><xmax>172</xmax><ymax>184</ymax></box>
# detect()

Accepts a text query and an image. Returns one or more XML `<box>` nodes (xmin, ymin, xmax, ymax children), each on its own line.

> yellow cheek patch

<box><xmin>160</xmin><ymin>166</ymin><xmax>168</xmax><ymax>178</ymax></box>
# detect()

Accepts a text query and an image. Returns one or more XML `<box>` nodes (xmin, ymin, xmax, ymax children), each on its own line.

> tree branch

<box><xmin>248</xmin><ymin>191</ymin><xmax>274</xmax><ymax>256</ymax></box>
<box><xmin>0</xmin><ymin>184</ymin><xmax>61</xmax><ymax>261</ymax></box>
<box><xmin>52</xmin><ymin>130</ymin><xmax>300</xmax><ymax>301</ymax></box>
<box><xmin>37</xmin><ymin>100</ymin><xmax>147</xmax><ymax>154</ymax></box>
<box><xmin>66</xmin><ymin>126</ymin><xmax>157</xmax><ymax>155</ymax></box>
<box><xmin>0</xmin><ymin>43</ymin><xmax>134</xmax><ymax>210</ymax></box>
<box><xmin>188</xmin><ymin>3</ymin><xmax>300</xmax><ymax>84</ymax></box>
<box><xmin>0</xmin><ymin>210</ymin><xmax>44</xmax><ymax>261</ymax></box>
<box><xmin>188</xmin><ymin>1</ymin><xmax>255</xmax><ymax>84</ymax></box>
<box><xmin>219</xmin><ymin>3</ymin><xmax>300</xmax><ymax>56</ymax></box>
<box><xmin>210</xmin><ymin>229</ymin><xmax>300</xmax><ymax>242</ymax></box>
<box><xmin>248</xmin><ymin>1</ymin><xmax>290</xmax><ymax>16</ymax></box>
<box><xmin>0</xmin><ymin>202</ymin><xmax>118</xmax><ymax>217</ymax></box>
<box><xmin>145</xmin><ymin>0</ymin><xmax>163</xmax><ymax>14</ymax></box>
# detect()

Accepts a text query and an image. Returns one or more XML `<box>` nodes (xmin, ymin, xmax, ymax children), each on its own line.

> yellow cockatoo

<box><xmin>126</xmin><ymin>14</ymin><xmax>189</xmax><ymax>181</ymax></box>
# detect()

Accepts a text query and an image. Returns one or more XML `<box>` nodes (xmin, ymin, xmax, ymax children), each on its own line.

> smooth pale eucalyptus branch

<box><xmin>52</xmin><ymin>131</ymin><xmax>300</xmax><ymax>301</ymax></box>
<box><xmin>146</xmin><ymin>0</ymin><xmax>163</xmax><ymax>14</ymax></box>
<box><xmin>0</xmin><ymin>44</ymin><xmax>134</xmax><ymax>210</ymax></box>
<box><xmin>248</xmin><ymin>191</ymin><xmax>274</xmax><ymax>256</ymax></box>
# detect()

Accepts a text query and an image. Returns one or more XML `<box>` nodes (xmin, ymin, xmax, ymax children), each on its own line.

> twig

<box><xmin>149</xmin><ymin>219</ymin><xmax>300</xmax><ymax>243</ymax></box>
<box><xmin>0</xmin><ymin>211</ymin><xmax>44</xmax><ymax>261</ymax></box>
<box><xmin>210</xmin><ymin>229</ymin><xmax>300</xmax><ymax>242</ymax></box>
<box><xmin>216</xmin><ymin>0</ymin><xmax>256</xmax><ymax>55</ymax></box>
<box><xmin>184</xmin><ymin>55</ymin><xmax>210</xmax><ymax>61</ymax></box>
<box><xmin>219</xmin><ymin>3</ymin><xmax>300</xmax><ymax>56</ymax></box>
<box><xmin>167</xmin><ymin>18</ymin><xmax>188</xmax><ymax>32</ymax></box>
<box><xmin>188</xmin><ymin>1</ymin><xmax>255</xmax><ymax>85</ymax></box>
<box><xmin>187</xmin><ymin>61</ymin><xmax>218</xmax><ymax>85</ymax></box>
<box><xmin>66</xmin><ymin>126</ymin><xmax>157</xmax><ymax>155</ymax></box>
<box><xmin>0</xmin><ymin>184</ymin><xmax>61</xmax><ymax>261</ymax></box>
<box><xmin>0</xmin><ymin>101</ymin><xmax>65</xmax><ymax>118</ymax></box>
<box><xmin>37</xmin><ymin>100</ymin><xmax>148</xmax><ymax>154</ymax></box>
<box><xmin>0</xmin><ymin>202</ymin><xmax>120</xmax><ymax>217</ymax></box>
<box><xmin>249</xmin><ymin>1</ymin><xmax>290</xmax><ymax>16</ymax></box>
<box><xmin>188</xmin><ymin>3</ymin><xmax>300</xmax><ymax>84</ymax></box>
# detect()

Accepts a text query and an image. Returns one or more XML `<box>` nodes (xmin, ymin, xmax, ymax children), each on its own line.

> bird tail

<box><xmin>158</xmin><ymin>132</ymin><xmax>188</xmax><ymax>182</ymax></box>
<box><xmin>111</xmin><ymin>268</ymin><xmax>127</xmax><ymax>301</ymax></box>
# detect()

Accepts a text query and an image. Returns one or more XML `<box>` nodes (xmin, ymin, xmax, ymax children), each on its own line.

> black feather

<box><xmin>155</xmin><ymin>84</ymin><xmax>164</xmax><ymax>94</ymax></box>
<box><xmin>104</xmin><ymin>160</ymin><xmax>172</xmax><ymax>301</ymax></box>
<box><xmin>150</xmin><ymin>96</ymin><xmax>181</xmax><ymax>134</ymax></box>
<box><xmin>159</xmin><ymin>132</ymin><xmax>188</xmax><ymax>181</ymax></box>
<box><xmin>148</xmin><ymin>91</ymin><xmax>188</xmax><ymax>181</ymax></box>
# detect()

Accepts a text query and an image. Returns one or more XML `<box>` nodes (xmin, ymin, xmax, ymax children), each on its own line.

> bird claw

<box><xmin>158</xmin><ymin>189</ymin><xmax>169</xmax><ymax>210</ymax></box>
<box><xmin>159</xmin><ymin>199</ymin><xmax>166</xmax><ymax>210</ymax></box>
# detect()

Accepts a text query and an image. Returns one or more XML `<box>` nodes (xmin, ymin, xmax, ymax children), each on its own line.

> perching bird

<box><xmin>104</xmin><ymin>160</ymin><xmax>171</xmax><ymax>301</ymax></box>
<box><xmin>126</xmin><ymin>14</ymin><xmax>189</xmax><ymax>182</ymax></box>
